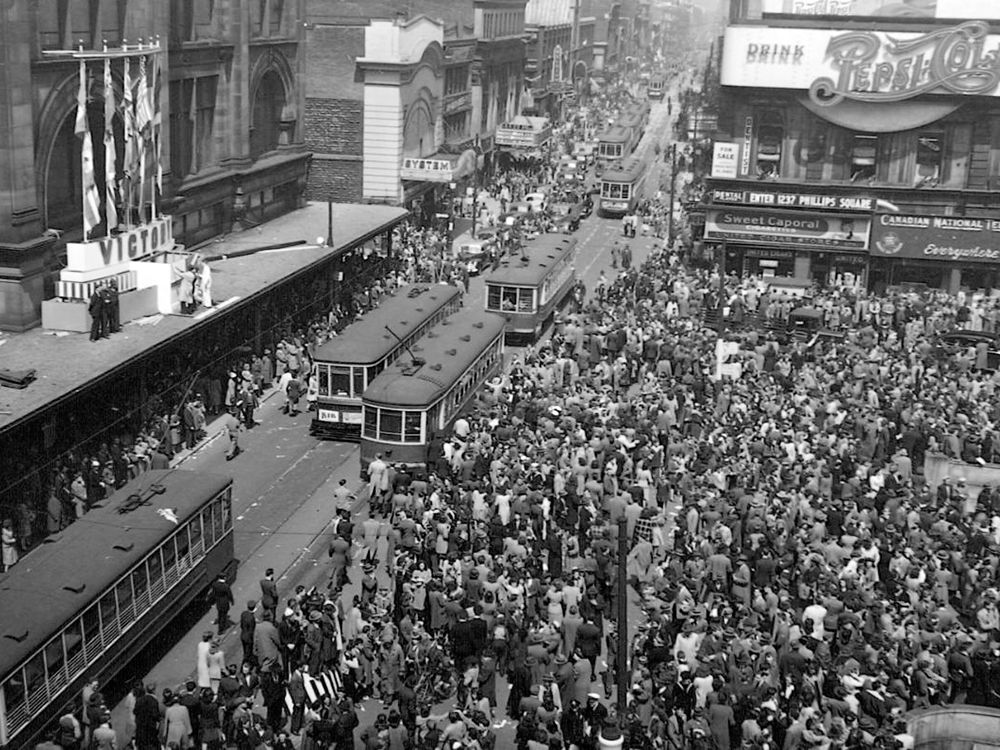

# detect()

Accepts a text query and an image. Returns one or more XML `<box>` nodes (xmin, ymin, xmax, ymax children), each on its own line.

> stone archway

<box><xmin>250</xmin><ymin>70</ymin><xmax>287</xmax><ymax>159</ymax></box>
<box><xmin>402</xmin><ymin>93</ymin><xmax>436</xmax><ymax>159</ymax></box>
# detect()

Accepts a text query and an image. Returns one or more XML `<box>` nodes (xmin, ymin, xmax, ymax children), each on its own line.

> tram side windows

<box><xmin>189</xmin><ymin>509</ymin><xmax>205</xmax><ymax>557</ymax></box>
<box><xmin>363</xmin><ymin>408</ymin><xmax>378</xmax><ymax>439</ymax></box>
<box><xmin>3</xmin><ymin>671</ymin><xmax>27</xmax><ymax>733</ymax></box>
<box><xmin>148</xmin><ymin>546</ymin><xmax>165</xmax><ymax>600</ymax></box>
<box><xmin>45</xmin><ymin>635</ymin><xmax>68</xmax><ymax>694</ymax></box>
<box><xmin>353</xmin><ymin>368</ymin><xmax>366</xmax><ymax>397</ymax></box>
<box><xmin>329</xmin><ymin>366</ymin><xmax>351</xmax><ymax>397</ymax></box>
<box><xmin>64</xmin><ymin>619</ymin><xmax>85</xmax><ymax>677</ymax></box>
<box><xmin>100</xmin><ymin>591</ymin><xmax>121</xmax><ymax>642</ymax></box>
<box><xmin>379</xmin><ymin>410</ymin><xmax>404</xmax><ymax>442</ymax></box>
<box><xmin>517</xmin><ymin>289</ymin><xmax>535</xmax><ymax>313</ymax></box>
<box><xmin>24</xmin><ymin>653</ymin><xmax>45</xmax><ymax>712</ymax></box>
<box><xmin>317</xmin><ymin>365</ymin><xmax>331</xmax><ymax>397</ymax></box>
<box><xmin>82</xmin><ymin>604</ymin><xmax>102</xmax><ymax>662</ymax></box>
<box><xmin>404</xmin><ymin>413</ymin><xmax>423</xmax><ymax>443</ymax></box>
<box><xmin>501</xmin><ymin>288</ymin><xmax>518</xmax><ymax>311</ymax></box>
<box><xmin>116</xmin><ymin>577</ymin><xmax>136</xmax><ymax>630</ymax></box>
<box><xmin>202</xmin><ymin>505</ymin><xmax>216</xmax><ymax>548</ymax></box>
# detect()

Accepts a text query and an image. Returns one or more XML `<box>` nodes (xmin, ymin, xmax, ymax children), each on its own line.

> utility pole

<box><xmin>667</xmin><ymin>143</ymin><xmax>677</xmax><ymax>251</ymax></box>
<box><xmin>616</xmin><ymin>517</ymin><xmax>629</xmax><ymax>717</ymax></box>
<box><xmin>570</xmin><ymin>0</ymin><xmax>580</xmax><ymax>90</ymax></box>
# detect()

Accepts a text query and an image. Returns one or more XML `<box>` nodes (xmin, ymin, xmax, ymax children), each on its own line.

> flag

<box><xmin>75</xmin><ymin>59</ymin><xmax>101</xmax><ymax>239</ymax></box>
<box><xmin>135</xmin><ymin>55</ymin><xmax>153</xmax><ymax>133</ymax></box>
<box><xmin>151</xmin><ymin>51</ymin><xmax>163</xmax><ymax>217</ymax></box>
<box><xmin>189</xmin><ymin>78</ymin><xmax>198</xmax><ymax>174</ymax></box>
<box><xmin>284</xmin><ymin>670</ymin><xmax>342</xmax><ymax>715</ymax></box>
<box><xmin>103</xmin><ymin>56</ymin><xmax>118</xmax><ymax>233</ymax></box>
<box><xmin>122</xmin><ymin>55</ymin><xmax>136</xmax><ymax>226</ymax></box>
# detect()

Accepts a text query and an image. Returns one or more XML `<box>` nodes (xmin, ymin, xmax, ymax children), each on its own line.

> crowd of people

<box><xmin>24</xmin><ymin>62</ymin><xmax>1000</xmax><ymax>750</ymax></box>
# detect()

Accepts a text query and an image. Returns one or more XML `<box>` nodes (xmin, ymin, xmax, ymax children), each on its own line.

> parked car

<box><xmin>451</xmin><ymin>228</ymin><xmax>499</xmax><ymax>274</ymax></box>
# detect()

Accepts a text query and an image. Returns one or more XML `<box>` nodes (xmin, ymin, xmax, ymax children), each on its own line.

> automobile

<box><xmin>936</xmin><ymin>329</ymin><xmax>1000</xmax><ymax>369</ymax></box>
<box><xmin>451</xmin><ymin>228</ymin><xmax>499</xmax><ymax>275</ymax></box>
<box><xmin>787</xmin><ymin>306</ymin><xmax>843</xmax><ymax>341</ymax></box>
<box><xmin>523</xmin><ymin>192</ymin><xmax>547</xmax><ymax>211</ymax></box>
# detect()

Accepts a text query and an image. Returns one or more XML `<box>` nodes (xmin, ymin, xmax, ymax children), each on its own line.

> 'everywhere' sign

<box><xmin>872</xmin><ymin>214</ymin><xmax>1000</xmax><ymax>263</ymax></box>
<box><xmin>705</xmin><ymin>208</ymin><xmax>871</xmax><ymax>250</ymax></box>
<box><xmin>709</xmin><ymin>188</ymin><xmax>874</xmax><ymax>212</ymax></box>
<box><xmin>721</xmin><ymin>22</ymin><xmax>1000</xmax><ymax>103</ymax></box>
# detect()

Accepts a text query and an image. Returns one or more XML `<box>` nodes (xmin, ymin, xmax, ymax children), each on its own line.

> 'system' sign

<box><xmin>810</xmin><ymin>21</ymin><xmax>1000</xmax><ymax>106</ymax></box>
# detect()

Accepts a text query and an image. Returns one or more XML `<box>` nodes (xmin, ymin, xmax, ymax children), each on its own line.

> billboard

<box><xmin>711</xmin><ymin>143</ymin><xmax>740</xmax><ymax>178</ymax></box>
<box><xmin>872</xmin><ymin>214</ymin><xmax>1000</xmax><ymax>262</ymax></box>
<box><xmin>759</xmin><ymin>0</ymin><xmax>999</xmax><ymax>18</ymax></box>
<box><xmin>705</xmin><ymin>208</ymin><xmax>871</xmax><ymax>250</ymax></box>
<box><xmin>721</xmin><ymin>22</ymin><xmax>1000</xmax><ymax>105</ymax></box>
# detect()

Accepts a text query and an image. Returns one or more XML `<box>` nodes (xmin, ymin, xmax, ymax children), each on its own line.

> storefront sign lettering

<box><xmin>746</xmin><ymin>43</ymin><xmax>805</xmax><ymax>65</ymax></box>
<box><xmin>873</xmin><ymin>213</ymin><xmax>1000</xmax><ymax>262</ymax></box>
<box><xmin>65</xmin><ymin>216</ymin><xmax>175</xmax><ymax>273</ymax></box>
<box><xmin>741</xmin><ymin>117</ymin><xmax>753</xmax><ymax>177</ymax></box>
<box><xmin>711</xmin><ymin>143</ymin><xmax>739</xmax><ymax>179</ymax></box>
<box><xmin>810</xmin><ymin>21</ymin><xmax>1000</xmax><ymax>106</ymax></box>
<box><xmin>709</xmin><ymin>188</ymin><xmax>874</xmax><ymax>212</ymax></box>
<box><xmin>705</xmin><ymin>207</ymin><xmax>870</xmax><ymax>250</ymax></box>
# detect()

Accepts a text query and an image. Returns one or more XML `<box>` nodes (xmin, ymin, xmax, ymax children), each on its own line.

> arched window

<box><xmin>250</xmin><ymin>70</ymin><xmax>286</xmax><ymax>160</ymax></box>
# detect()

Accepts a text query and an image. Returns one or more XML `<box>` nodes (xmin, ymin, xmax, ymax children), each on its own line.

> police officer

<box><xmin>107</xmin><ymin>279</ymin><xmax>121</xmax><ymax>333</ymax></box>
<box><xmin>88</xmin><ymin>284</ymin><xmax>105</xmax><ymax>341</ymax></box>
<box><xmin>99</xmin><ymin>282</ymin><xmax>114</xmax><ymax>337</ymax></box>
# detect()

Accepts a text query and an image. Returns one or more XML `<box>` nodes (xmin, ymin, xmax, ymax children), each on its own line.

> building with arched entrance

<box><xmin>304</xmin><ymin>0</ymin><xmax>527</xmax><ymax>216</ymax></box>
<box><xmin>0</xmin><ymin>0</ymin><xmax>309</xmax><ymax>331</ymax></box>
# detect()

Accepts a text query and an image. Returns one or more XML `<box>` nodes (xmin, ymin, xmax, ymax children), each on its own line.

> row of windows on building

<box><xmin>482</xmin><ymin>10</ymin><xmax>524</xmax><ymax>41</ymax></box>
<box><xmin>746</xmin><ymin>109</ymin><xmax>989</xmax><ymax>189</ymax></box>
<box><xmin>35</xmin><ymin>0</ymin><xmax>289</xmax><ymax>53</ymax></box>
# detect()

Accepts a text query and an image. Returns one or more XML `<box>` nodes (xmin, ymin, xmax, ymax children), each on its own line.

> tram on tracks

<box><xmin>310</xmin><ymin>285</ymin><xmax>463</xmax><ymax>439</ymax></box>
<box><xmin>483</xmin><ymin>234</ymin><xmax>578</xmax><ymax>342</ymax></box>
<box><xmin>359</xmin><ymin>312</ymin><xmax>506</xmax><ymax>476</ymax></box>
<box><xmin>598</xmin><ymin>156</ymin><xmax>649</xmax><ymax>218</ymax></box>
<box><xmin>0</xmin><ymin>470</ymin><xmax>234</xmax><ymax>750</ymax></box>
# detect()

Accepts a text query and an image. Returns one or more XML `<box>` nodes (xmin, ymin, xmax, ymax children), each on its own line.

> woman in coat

<box><xmin>196</xmin><ymin>631</ymin><xmax>214</xmax><ymax>690</ymax></box>
<box><xmin>163</xmin><ymin>693</ymin><xmax>193</xmax><ymax>749</ymax></box>
<box><xmin>198</xmin><ymin>688</ymin><xmax>224</xmax><ymax>750</ymax></box>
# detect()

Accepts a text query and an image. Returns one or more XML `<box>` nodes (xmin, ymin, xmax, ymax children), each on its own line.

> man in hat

<box><xmin>240</xmin><ymin>600</ymin><xmax>257</xmax><ymax>665</ymax></box>
<box><xmin>212</xmin><ymin>573</ymin><xmax>234</xmax><ymax>633</ymax></box>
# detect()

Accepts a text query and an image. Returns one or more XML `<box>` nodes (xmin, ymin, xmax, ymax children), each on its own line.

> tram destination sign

<box><xmin>709</xmin><ymin>188</ymin><xmax>874</xmax><ymax>212</ymax></box>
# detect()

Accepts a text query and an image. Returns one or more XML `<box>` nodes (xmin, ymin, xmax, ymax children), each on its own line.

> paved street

<box><xmin>111</xmin><ymin>91</ymin><xmax>681</xmax><ymax>743</ymax></box>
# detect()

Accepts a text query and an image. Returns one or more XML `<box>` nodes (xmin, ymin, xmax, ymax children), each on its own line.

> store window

<box><xmin>756</xmin><ymin>125</ymin><xmax>783</xmax><ymax>179</ymax></box>
<box><xmin>916</xmin><ymin>133</ymin><xmax>942</xmax><ymax>185</ymax></box>
<box><xmin>851</xmin><ymin>135</ymin><xmax>878</xmax><ymax>182</ymax></box>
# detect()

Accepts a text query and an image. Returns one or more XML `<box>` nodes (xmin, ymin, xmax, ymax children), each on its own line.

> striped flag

<box><xmin>151</xmin><ymin>51</ymin><xmax>163</xmax><ymax>217</ymax></box>
<box><xmin>103</xmin><ymin>56</ymin><xmax>118</xmax><ymax>233</ymax></box>
<box><xmin>135</xmin><ymin>55</ymin><xmax>153</xmax><ymax>133</ymax></box>
<box><xmin>75</xmin><ymin>59</ymin><xmax>101</xmax><ymax>240</ymax></box>
<box><xmin>122</xmin><ymin>55</ymin><xmax>136</xmax><ymax>226</ymax></box>
<box><xmin>284</xmin><ymin>669</ymin><xmax>343</xmax><ymax>715</ymax></box>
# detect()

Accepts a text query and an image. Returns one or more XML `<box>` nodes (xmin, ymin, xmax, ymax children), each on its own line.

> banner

<box><xmin>760</xmin><ymin>0</ymin><xmax>999</xmax><ymax>18</ymax></box>
<box><xmin>705</xmin><ymin>208</ymin><xmax>871</xmax><ymax>250</ymax></box>
<box><xmin>75</xmin><ymin>59</ymin><xmax>101</xmax><ymax>240</ymax></box>
<box><xmin>872</xmin><ymin>214</ymin><xmax>1000</xmax><ymax>263</ymax></box>
<box><xmin>103</xmin><ymin>57</ymin><xmax>118</xmax><ymax>233</ymax></box>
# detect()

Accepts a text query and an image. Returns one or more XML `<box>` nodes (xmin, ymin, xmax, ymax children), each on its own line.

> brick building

<box><xmin>709</xmin><ymin>0</ymin><xmax>1000</xmax><ymax>293</ymax></box>
<box><xmin>0</xmin><ymin>0</ymin><xmax>310</xmax><ymax>331</ymax></box>
<box><xmin>304</xmin><ymin>0</ymin><xmax>527</xmax><ymax>210</ymax></box>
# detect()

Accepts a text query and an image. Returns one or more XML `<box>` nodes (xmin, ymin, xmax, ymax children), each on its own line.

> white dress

<box><xmin>196</xmin><ymin>640</ymin><xmax>212</xmax><ymax>688</ymax></box>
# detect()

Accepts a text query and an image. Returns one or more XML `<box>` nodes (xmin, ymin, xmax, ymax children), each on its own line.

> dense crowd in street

<box><xmin>24</xmin><ymin>66</ymin><xmax>1000</xmax><ymax>750</ymax></box>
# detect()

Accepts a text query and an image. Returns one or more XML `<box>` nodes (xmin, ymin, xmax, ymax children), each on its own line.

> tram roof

<box><xmin>0</xmin><ymin>470</ymin><xmax>232</xmax><ymax>677</ymax></box>
<box><xmin>601</xmin><ymin>157</ymin><xmax>646</xmax><ymax>183</ymax></box>
<box><xmin>0</xmin><ymin>202</ymin><xmax>408</xmax><ymax>435</ymax></box>
<box><xmin>312</xmin><ymin>285</ymin><xmax>463</xmax><ymax>366</ymax></box>
<box><xmin>362</xmin><ymin>312</ymin><xmax>505</xmax><ymax>408</ymax></box>
<box><xmin>483</xmin><ymin>234</ymin><xmax>577</xmax><ymax>287</ymax></box>
<box><xmin>597</xmin><ymin>126</ymin><xmax>631</xmax><ymax>143</ymax></box>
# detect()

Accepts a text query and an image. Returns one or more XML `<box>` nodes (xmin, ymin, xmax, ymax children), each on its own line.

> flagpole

<box><xmin>103</xmin><ymin>43</ymin><xmax>119</xmax><ymax>236</ymax></box>
<box><xmin>123</xmin><ymin>47</ymin><xmax>133</xmax><ymax>230</ymax></box>
<box><xmin>138</xmin><ymin>43</ymin><xmax>147</xmax><ymax>225</ymax></box>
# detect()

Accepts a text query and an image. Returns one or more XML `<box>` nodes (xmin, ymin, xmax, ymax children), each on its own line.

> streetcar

<box><xmin>647</xmin><ymin>77</ymin><xmax>665</xmax><ymax>100</ymax></box>
<box><xmin>595</xmin><ymin>126</ymin><xmax>636</xmax><ymax>174</ymax></box>
<box><xmin>0</xmin><ymin>470</ymin><xmax>234</xmax><ymax>750</ymax></box>
<box><xmin>484</xmin><ymin>234</ymin><xmax>578</xmax><ymax>341</ymax></box>
<box><xmin>599</xmin><ymin>156</ymin><xmax>648</xmax><ymax>218</ymax></box>
<box><xmin>310</xmin><ymin>285</ymin><xmax>463</xmax><ymax>439</ymax></box>
<box><xmin>359</xmin><ymin>311</ymin><xmax>506</xmax><ymax>476</ymax></box>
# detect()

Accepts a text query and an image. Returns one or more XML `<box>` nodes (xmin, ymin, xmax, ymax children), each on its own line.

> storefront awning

<box><xmin>798</xmin><ymin>96</ymin><xmax>963</xmax><ymax>134</ymax></box>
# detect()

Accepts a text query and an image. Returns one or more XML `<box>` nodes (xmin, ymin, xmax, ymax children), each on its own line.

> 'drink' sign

<box><xmin>66</xmin><ymin>217</ymin><xmax>175</xmax><ymax>274</ymax></box>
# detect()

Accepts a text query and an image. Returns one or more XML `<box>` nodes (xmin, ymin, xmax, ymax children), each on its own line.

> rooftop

<box><xmin>307</xmin><ymin>0</ymin><xmax>475</xmax><ymax>28</ymax></box>
<box><xmin>0</xmin><ymin>202</ymin><xmax>408</xmax><ymax>433</ymax></box>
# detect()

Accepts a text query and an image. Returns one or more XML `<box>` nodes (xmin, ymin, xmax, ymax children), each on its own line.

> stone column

<box><xmin>0</xmin><ymin>1</ymin><xmax>54</xmax><ymax>330</ymax></box>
